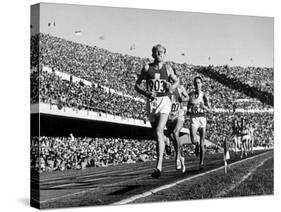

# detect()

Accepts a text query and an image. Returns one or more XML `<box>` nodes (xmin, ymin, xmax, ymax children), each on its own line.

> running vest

<box><xmin>232</xmin><ymin>122</ymin><xmax>240</xmax><ymax>135</ymax></box>
<box><xmin>170</xmin><ymin>86</ymin><xmax>184</xmax><ymax>117</ymax></box>
<box><xmin>249</xmin><ymin>127</ymin><xmax>254</xmax><ymax>137</ymax></box>
<box><xmin>240</xmin><ymin>125</ymin><xmax>249</xmax><ymax>136</ymax></box>
<box><xmin>188</xmin><ymin>91</ymin><xmax>205</xmax><ymax>117</ymax></box>
<box><xmin>145</xmin><ymin>63</ymin><xmax>170</xmax><ymax>96</ymax></box>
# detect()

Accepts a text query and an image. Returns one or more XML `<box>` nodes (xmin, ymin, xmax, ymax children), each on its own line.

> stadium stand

<box><xmin>30</xmin><ymin>33</ymin><xmax>274</xmax><ymax>172</ymax></box>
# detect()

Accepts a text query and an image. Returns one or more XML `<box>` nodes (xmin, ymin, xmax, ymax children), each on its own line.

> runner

<box><xmin>248</xmin><ymin>123</ymin><xmax>255</xmax><ymax>154</ymax></box>
<box><xmin>135</xmin><ymin>44</ymin><xmax>179</xmax><ymax>178</ymax></box>
<box><xmin>240</xmin><ymin>118</ymin><xmax>250</xmax><ymax>158</ymax></box>
<box><xmin>187</xmin><ymin>76</ymin><xmax>212</xmax><ymax>169</ymax></box>
<box><xmin>231</xmin><ymin>118</ymin><xmax>241</xmax><ymax>154</ymax></box>
<box><xmin>166</xmin><ymin>82</ymin><xmax>189</xmax><ymax>173</ymax></box>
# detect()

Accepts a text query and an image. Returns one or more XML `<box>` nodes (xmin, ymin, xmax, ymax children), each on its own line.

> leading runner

<box><xmin>135</xmin><ymin>44</ymin><xmax>179</xmax><ymax>178</ymax></box>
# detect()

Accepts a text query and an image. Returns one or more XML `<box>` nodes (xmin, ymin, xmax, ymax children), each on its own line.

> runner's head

<box><xmin>193</xmin><ymin>76</ymin><xmax>203</xmax><ymax>91</ymax></box>
<box><xmin>152</xmin><ymin>44</ymin><xmax>166</xmax><ymax>62</ymax></box>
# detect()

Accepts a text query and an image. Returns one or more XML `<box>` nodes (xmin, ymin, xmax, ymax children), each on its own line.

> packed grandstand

<box><xmin>31</xmin><ymin>33</ymin><xmax>274</xmax><ymax>173</ymax></box>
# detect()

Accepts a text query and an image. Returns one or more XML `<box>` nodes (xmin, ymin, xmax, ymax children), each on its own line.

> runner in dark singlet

<box><xmin>231</xmin><ymin>118</ymin><xmax>241</xmax><ymax>154</ymax></box>
<box><xmin>240</xmin><ymin>118</ymin><xmax>249</xmax><ymax>158</ymax></box>
<box><xmin>135</xmin><ymin>44</ymin><xmax>179</xmax><ymax>178</ymax></box>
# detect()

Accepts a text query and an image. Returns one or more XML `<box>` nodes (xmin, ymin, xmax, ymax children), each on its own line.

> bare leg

<box><xmin>164</xmin><ymin>122</ymin><xmax>173</xmax><ymax>155</ymax></box>
<box><xmin>240</xmin><ymin>141</ymin><xmax>244</xmax><ymax>158</ymax></box>
<box><xmin>234</xmin><ymin>137</ymin><xmax>237</xmax><ymax>154</ymax></box>
<box><xmin>199</xmin><ymin>127</ymin><xmax>206</xmax><ymax>166</ymax></box>
<box><xmin>244</xmin><ymin>141</ymin><xmax>248</xmax><ymax>157</ymax></box>
<box><xmin>251</xmin><ymin>138</ymin><xmax>254</xmax><ymax>154</ymax></box>
<box><xmin>174</xmin><ymin>118</ymin><xmax>186</xmax><ymax>172</ymax></box>
<box><xmin>190</xmin><ymin>125</ymin><xmax>199</xmax><ymax>145</ymax></box>
<box><xmin>172</xmin><ymin>117</ymin><xmax>184</xmax><ymax>162</ymax></box>
<box><xmin>240</xmin><ymin>140</ymin><xmax>247</xmax><ymax>158</ymax></box>
<box><xmin>246</xmin><ymin>138</ymin><xmax>250</xmax><ymax>155</ymax></box>
<box><xmin>155</xmin><ymin>113</ymin><xmax>169</xmax><ymax>172</ymax></box>
<box><xmin>190</xmin><ymin>125</ymin><xmax>199</xmax><ymax>157</ymax></box>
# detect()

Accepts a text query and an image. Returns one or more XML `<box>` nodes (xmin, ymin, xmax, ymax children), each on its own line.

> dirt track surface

<box><xmin>31</xmin><ymin>150</ymin><xmax>273</xmax><ymax>209</ymax></box>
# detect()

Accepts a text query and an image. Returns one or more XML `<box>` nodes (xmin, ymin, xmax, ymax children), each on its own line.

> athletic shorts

<box><xmin>166</xmin><ymin>110</ymin><xmax>185</xmax><ymax>132</ymax></box>
<box><xmin>233</xmin><ymin>135</ymin><xmax>241</xmax><ymax>147</ymax></box>
<box><xmin>225</xmin><ymin>151</ymin><xmax>230</xmax><ymax>160</ymax></box>
<box><xmin>190</xmin><ymin>116</ymin><xmax>207</xmax><ymax>130</ymax></box>
<box><xmin>168</xmin><ymin>109</ymin><xmax>185</xmax><ymax>122</ymax></box>
<box><xmin>146</xmin><ymin>96</ymin><xmax>172</xmax><ymax>122</ymax></box>
<box><xmin>241</xmin><ymin>134</ymin><xmax>250</xmax><ymax>142</ymax></box>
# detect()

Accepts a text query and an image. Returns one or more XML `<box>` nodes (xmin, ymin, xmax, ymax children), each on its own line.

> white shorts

<box><xmin>168</xmin><ymin>109</ymin><xmax>185</xmax><ymax>122</ymax></box>
<box><xmin>224</xmin><ymin>151</ymin><xmax>230</xmax><ymax>160</ymax></box>
<box><xmin>233</xmin><ymin>135</ymin><xmax>241</xmax><ymax>147</ymax></box>
<box><xmin>191</xmin><ymin>116</ymin><xmax>207</xmax><ymax>130</ymax></box>
<box><xmin>146</xmin><ymin>96</ymin><xmax>172</xmax><ymax>122</ymax></box>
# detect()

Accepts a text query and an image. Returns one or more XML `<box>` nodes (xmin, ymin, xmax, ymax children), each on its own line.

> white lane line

<box><xmin>112</xmin><ymin>151</ymin><xmax>271</xmax><ymax>205</ymax></box>
<box><xmin>215</xmin><ymin>156</ymin><xmax>272</xmax><ymax>197</ymax></box>
<box><xmin>40</xmin><ymin>159</ymin><xmax>211</xmax><ymax>202</ymax></box>
<box><xmin>39</xmin><ymin>153</ymin><xmax>263</xmax><ymax>204</ymax></box>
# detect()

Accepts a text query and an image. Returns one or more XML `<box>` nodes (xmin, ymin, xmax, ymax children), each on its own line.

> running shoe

<box><xmin>151</xmin><ymin>169</ymin><xmax>161</xmax><ymax>178</ymax></box>
<box><xmin>176</xmin><ymin>159</ymin><xmax>181</xmax><ymax>170</ymax></box>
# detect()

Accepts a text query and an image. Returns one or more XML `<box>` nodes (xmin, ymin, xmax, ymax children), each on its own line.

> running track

<box><xmin>31</xmin><ymin>150</ymin><xmax>272</xmax><ymax>209</ymax></box>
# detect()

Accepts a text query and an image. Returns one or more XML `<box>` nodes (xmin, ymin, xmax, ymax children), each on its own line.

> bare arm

<box><xmin>180</xmin><ymin>85</ymin><xmax>189</xmax><ymax>102</ymax></box>
<box><xmin>134</xmin><ymin>65</ymin><xmax>154</xmax><ymax>100</ymax></box>
<box><xmin>166</xmin><ymin>65</ymin><xmax>179</xmax><ymax>92</ymax></box>
<box><xmin>201</xmin><ymin>93</ymin><xmax>212</xmax><ymax>113</ymax></box>
<box><xmin>186</xmin><ymin>93</ymin><xmax>192</xmax><ymax>114</ymax></box>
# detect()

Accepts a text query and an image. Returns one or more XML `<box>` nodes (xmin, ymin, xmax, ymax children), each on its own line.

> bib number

<box><xmin>171</xmin><ymin>102</ymin><xmax>180</xmax><ymax>113</ymax></box>
<box><xmin>147</xmin><ymin>79</ymin><xmax>166</xmax><ymax>93</ymax></box>
<box><xmin>189</xmin><ymin>105</ymin><xmax>204</xmax><ymax>114</ymax></box>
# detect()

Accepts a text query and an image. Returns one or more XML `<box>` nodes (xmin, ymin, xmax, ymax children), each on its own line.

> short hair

<box><xmin>193</xmin><ymin>76</ymin><xmax>203</xmax><ymax>85</ymax></box>
<box><xmin>152</xmin><ymin>44</ymin><xmax>166</xmax><ymax>55</ymax></box>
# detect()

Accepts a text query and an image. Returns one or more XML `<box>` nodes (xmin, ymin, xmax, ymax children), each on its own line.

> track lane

<box><xmin>33</xmin><ymin>150</ymin><xmax>271</xmax><ymax>209</ymax></box>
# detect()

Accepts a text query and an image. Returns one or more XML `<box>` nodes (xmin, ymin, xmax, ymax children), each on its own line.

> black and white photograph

<box><xmin>29</xmin><ymin>2</ymin><xmax>274</xmax><ymax>210</ymax></box>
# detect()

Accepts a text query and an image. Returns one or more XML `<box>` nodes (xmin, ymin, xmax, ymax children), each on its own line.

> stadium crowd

<box><xmin>195</xmin><ymin>65</ymin><xmax>273</xmax><ymax>106</ymax></box>
<box><xmin>31</xmin><ymin>107</ymin><xmax>274</xmax><ymax>173</ymax></box>
<box><xmin>203</xmin><ymin>112</ymin><xmax>274</xmax><ymax>148</ymax></box>
<box><xmin>38</xmin><ymin>71</ymin><xmax>146</xmax><ymax>120</ymax></box>
<box><xmin>37</xmin><ymin>33</ymin><xmax>146</xmax><ymax>97</ymax></box>
<box><xmin>210</xmin><ymin>65</ymin><xmax>273</xmax><ymax>94</ymax></box>
<box><xmin>31</xmin><ymin>136</ymin><xmax>157</xmax><ymax>172</ymax></box>
<box><xmin>171</xmin><ymin>63</ymin><xmax>271</xmax><ymax>110</ymax></box>
<box><xmin>30</xmin><ymin>71</ymin><xmax>39</xmax><ymax>104</ymax></box>
<box><xmin>30</xmin><ymin>33</ymin><xmax>274</xmax><ymax>173</ymax></box>
<box><xmin>31</xmin><ymin>135</ymin><xmax>199</xmax><ymax>173</ymax></box>
<box><xmin>31</xmin><ymin>33</ymin><xmax>273</xmax><ymax>112</ymax></box>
